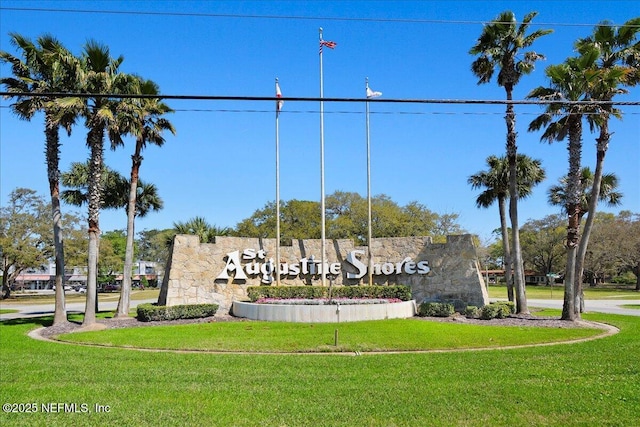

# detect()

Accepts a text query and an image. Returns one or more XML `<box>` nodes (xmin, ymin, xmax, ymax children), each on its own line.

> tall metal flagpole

<box><xmin>365</xmin><ymin>78</ymin><xmax>373</xmax><ymax>286</ymax></box>
<box><xmin>275</xmin><ymin>78</ymin><xmax>281</xmax><ymax>286</ymax></box>
<box><xmin>365</xmin><ymin>80</ymin><xmax>382</xmax><ymax>286</ymax></box>
<box><xmin>319</xmin><ymin>27</ymin><xmax>327</xmax><ymax>287</ymax></box>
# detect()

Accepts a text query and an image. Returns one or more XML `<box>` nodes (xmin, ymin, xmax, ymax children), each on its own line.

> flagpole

<box><xmin>365</xmin><ymin>78</ymin><xmax>373</xmax><ymax>286</ymax></box>
<box><xmin>275</xmin><ymin>78</ymin><xmax>281</xmax><ymax>286</ymax></box>
<box><xmin>319</xmin><ymin>27</ymin><xmax>327</xmax><ymax>288</ymax></box>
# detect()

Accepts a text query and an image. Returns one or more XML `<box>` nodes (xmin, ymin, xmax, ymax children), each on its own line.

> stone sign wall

<box><xmin>158</xmin><ymin>234</ymin><xmax>489</xmax><ymax>314</ymax></box>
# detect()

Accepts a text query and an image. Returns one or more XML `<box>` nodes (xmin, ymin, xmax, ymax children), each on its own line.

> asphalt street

<box><xmin>0</xmin><ymin>297</ymin><xmax>158</xmax><ymax>321</ymax></box>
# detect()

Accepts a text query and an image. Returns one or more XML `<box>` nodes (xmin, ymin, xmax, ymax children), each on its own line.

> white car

<box><xmin>52</xmin><ymin>285</ymin><xmax>73</xmax><ymax>291</ymax></box>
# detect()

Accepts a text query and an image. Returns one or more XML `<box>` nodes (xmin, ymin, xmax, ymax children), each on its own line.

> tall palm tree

<box><xmin>572</xmin><ymin>18</ymin><xmax>640</xmax><ymax>308</ymax></box>
<box><xmin>468</xmin><ymin>154</ymin><xmax>546</xmax><ymax>302</ymax></box>
<box><xmin>113</xmin><ymin>77</ymin><xmax>175</xmax><ymax>318</ymax></box>
<box><xmin>470</xmin><ymin>11</ymin><xmax>552</xmax><ymax>314</ymax></box>
<box><xmin>0</xmin><ymin>33</ymin><xmax>77</xmax><ymax>326</ymax></box>
<box><xmin>57</xmin><ymin>41</ymin><xmax>128</xmax><ymax>326</ymax></box>
<box><xmin>527</xmin><ymin>49</ymin><xmax>601</xmax><ymax>320</ymax></box>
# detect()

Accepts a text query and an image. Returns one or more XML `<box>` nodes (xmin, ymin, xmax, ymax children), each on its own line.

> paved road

<box><xmin>525</xmin><ymin>298</ymin><xmax>640</xmax><ymax>316</ymax></box>
<box><xmin>0</xmin><ymin>297</ymin><xmax>158</xmax><ymax>321</ymax></box>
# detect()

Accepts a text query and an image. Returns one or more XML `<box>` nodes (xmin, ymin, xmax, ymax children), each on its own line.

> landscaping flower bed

<box><xmin>254</xmin><ymin>297</ymin><xmax>403</xmax><ymax>305</ymax></box>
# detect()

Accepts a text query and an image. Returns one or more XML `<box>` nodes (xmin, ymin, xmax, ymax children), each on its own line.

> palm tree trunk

<box><xmin>505</xmin><ymin>87</ymin><xmax>528</xmax><ymax>314</ymax></box>
<box><xmin>498</xmin><ymin>196</ymin><xmax>514</xmax><ymax>302</ymax></box>
<box><xmin>574</xmin><ymin>122</ymin><xmax>610</xmax><ymax>313</ymax></box>
<box><xmin>82</xmin><ymin>125</ymin><xmax>104</xmax><ymax>327</ymax></box>
<box><xmin>45</xmin><ymin>115</ymin><xmax>68</xmax><ymax>325</ymax></box>
<box><xmin>115</xmin><ymin>142</ymin><xmax>143</xmax><ymax>318</ymax></box>
<box><xmin>562</xmin><ymin>118</ymin><xmax>583</xmax><ymax>321</ymax></box>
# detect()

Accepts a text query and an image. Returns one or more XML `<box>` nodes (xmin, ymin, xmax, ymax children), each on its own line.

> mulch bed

<box><xmin>38</xmin><ymin>311</ymin><xmax>592</xmax><ymax>339</ymax></box>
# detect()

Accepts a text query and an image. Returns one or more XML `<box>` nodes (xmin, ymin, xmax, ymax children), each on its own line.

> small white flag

<box><xmin>366</xmin><ymin>86</ymin><xmax>382</xmax><ymax>98</ymax></box>
<box><xmin>276</xmin><ymin>81</ymin><xmax>284</xmax><ymax>114</ymax></box>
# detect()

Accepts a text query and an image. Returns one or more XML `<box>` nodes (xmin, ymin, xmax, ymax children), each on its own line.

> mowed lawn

<box><xmin>1</xmin><ymin>312</ymin><xmax>639</xmax><ymax>426</ymax></box>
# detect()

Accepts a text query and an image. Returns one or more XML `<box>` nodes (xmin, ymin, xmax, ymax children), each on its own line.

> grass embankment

<box><xmin>1</xmin><ymin>310</ymin><xmax>639</xmax><ymax>426</ymax></box>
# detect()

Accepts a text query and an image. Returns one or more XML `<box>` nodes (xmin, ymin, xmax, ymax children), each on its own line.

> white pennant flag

<box><xmin>276</xmin><ymin>81</ymin><xmax>284</xmax><ymax>114</ymax></box>
<box><xmin>366</xmin><ymin>86</ymin><xmax>382</xmax><ymax>98</ymax></box>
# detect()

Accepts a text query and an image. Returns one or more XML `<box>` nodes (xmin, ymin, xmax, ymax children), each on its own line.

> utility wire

<box><xmin>1</xmin><ymin>6</ymin><xmax>637</xmax><ymax>28</ymax></box>
<box><xmin>1</xmin><ymin>92</ymin><xmax>638</xmax><ymax>106</ymax></box>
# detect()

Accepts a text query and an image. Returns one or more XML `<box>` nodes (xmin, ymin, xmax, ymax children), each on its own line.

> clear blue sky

<box><xmin>1</xmin><ymin>1</ymin><xmax>638</xmax><ymax>243</ymax></box>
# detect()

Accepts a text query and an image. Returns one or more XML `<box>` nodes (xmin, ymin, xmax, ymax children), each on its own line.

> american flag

<box><xmin>319</xmin><ymin>39</ymin><xmax>337</xmax><ymax>54</ymax></box>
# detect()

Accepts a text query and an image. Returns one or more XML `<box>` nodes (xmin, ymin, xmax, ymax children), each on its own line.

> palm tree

<box><xmin>61</xmin><ymin>161</ymin><xmax>163</xmax><ymax>313</ymax></box>
<box><xmin>61</xmin><ymin>161</ymin><xmax>163</xmax><ymax>215</ymax></box>
<box><xmin>171</xmin><ymin>217</ymin><xmax>230</xmax><ymax>245</ymax></box>
<box><xmin>113</xmin><ymin>77</ymin><xmax>175</xmax><ymax>318</ymax></box>
<box><xmin>527</xmin><ymin>50</ymin><xmax>601</xmax><ymax>320</ymax></box>
<box><xmin>0</xmin><ymin>33</ymin><xmax>77</xmax><ymax>326</ymax></box>
<box><xmin>548</xmin><ymin>167</ymin><xmax>623</xmax><ymax>218</ymax></box>
<box><xmin>548</xmin><ymin>167</ymin><xmax>623</xmax><ymax>308</ymax></box>
<box><xmin>470</xmin><ymin>11</ymin><xmax>552</xmax><ymax>314</ymax></box>
<box><xmin>61</xmin><ymin>162</ymin><xmax>128</xmax><ymax>209</ymax></box>
<box><xmin>572</xmin><ymin>19</ymin><xmax>640</xmax><ymax>307</ymax></box>
<box><xmin>57</xmin><ymin>41</ymin><xmax>129</xmax><ymax>326</ymax></box>
<box><xmin>468</xmin><ymin>154</ymin><xmax>546</xmax><ymax>302</ymax></box>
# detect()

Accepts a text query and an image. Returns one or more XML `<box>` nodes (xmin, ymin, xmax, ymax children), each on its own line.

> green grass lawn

<box><xmin>57</xmin><ymin>317</ymin><xmax>602</xmax><ymax>353</ymax></box>
<box><xmin>622</xmin><ymin>304</ymin><xmax>640</xmax><ymax>309</ymax></box>
<box><xmin>1</xmin><ymin>312</ymin><xmax>639</xmax><ymax>426</ymax></box>
<box><xmin>0</xmin><ymin>308</ymin><xmax>18</xmax><ymax>314</ymax></box>
<box><xmin>488</xmin><ymin>284</ymin><xmax>640</xmax><ymax>300</ymax></box>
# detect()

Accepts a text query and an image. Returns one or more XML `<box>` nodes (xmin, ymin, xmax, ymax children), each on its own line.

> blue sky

<box><xmin>1</xmin><ymin>1</ymin><xmax>638</xmax><ymax>243</ymax></box>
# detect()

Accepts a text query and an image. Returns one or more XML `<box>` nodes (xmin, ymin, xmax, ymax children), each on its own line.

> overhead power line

<box><xmin>1</xmin><ymin>92</ymin><xmax>638</xmax><ymax>106</ymax></box>
<box><xmin>1</xmin><ymin>6</ymin><xmax>637</xmax><ymax>28</ymax></box>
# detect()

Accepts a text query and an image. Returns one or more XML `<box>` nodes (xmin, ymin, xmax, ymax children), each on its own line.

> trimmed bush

<box><xmin>479</xmin><ymin>301</ymin><xmax>515</xmax><ymax>320</ymax></box>
<box><xmin>418</xmin><ymin>302</ymin><xmax>454</xmax><ymax>318</ymax></box>
<box><xmin>247</xmin><ymin>285</ymin><xmax>412</xmax><ymax>302</ymax></box>
<box><xmin>464</xmin><ymin>306</ymin><xmax>479</xmax><ymax>318</ymax></box>
<box><xmin>136</xmin><ymin>303</ymin><xmax>219</xmax><ymax>322</ymax></box>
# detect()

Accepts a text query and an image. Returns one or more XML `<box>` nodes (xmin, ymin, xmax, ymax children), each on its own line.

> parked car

<box><xmin>52</xmin><ymin>285</ymin><xmax>72</xmax><ymax>291</ymax></box>
<box><xmin>76</xmin><ymin>286</ymin><xmax>87</xmax><ymax>294</ymax></box>
<box><xmin>103</xmin><ymin>284</ymin><xmax>121</xmax><ymax>292</ymax></box>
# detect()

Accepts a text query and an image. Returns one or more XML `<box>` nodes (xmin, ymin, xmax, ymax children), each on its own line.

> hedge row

<box><xmin>417</xmin><ymin>301</ymin><xmax>516</xmax><ymax>320</ymax></box>
<box><xmin>136</xmin><ymin>303</ymin><xmax>219</xmax><ymax>322</ymax></box>
<box><xmin>247</xmin><ymin>285</ymin><xmax>412</xmax><ymax>302</ymax></box>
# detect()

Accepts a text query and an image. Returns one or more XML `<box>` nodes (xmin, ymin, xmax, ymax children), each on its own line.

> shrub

<box><xmin>418</xmin><ymin>302</ymin><xmax>454</xmax><ymax>317</ymax></box>
<box><xmin>479</xmin><ymin>301</ymin><xmax>515</xmax><ymax>320</ymax></box>
<box><xmin>464</xmin><ymin>306</ymin><xmax>479</xmax><ymax>318</ymax></box>
<box><xmin>611</xmin><ymin>272</ymin><xmax>637</xmax><ymax>285</ymax></box>
<box><xmin>247</xmin><ymin>285</ymin><xmax>412</xmax><ymax>302</ymax></box>
<box><xmin>136</xmin><ymin>303</ymin><xmax>218</xmax><ymax>322</ymax></box>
